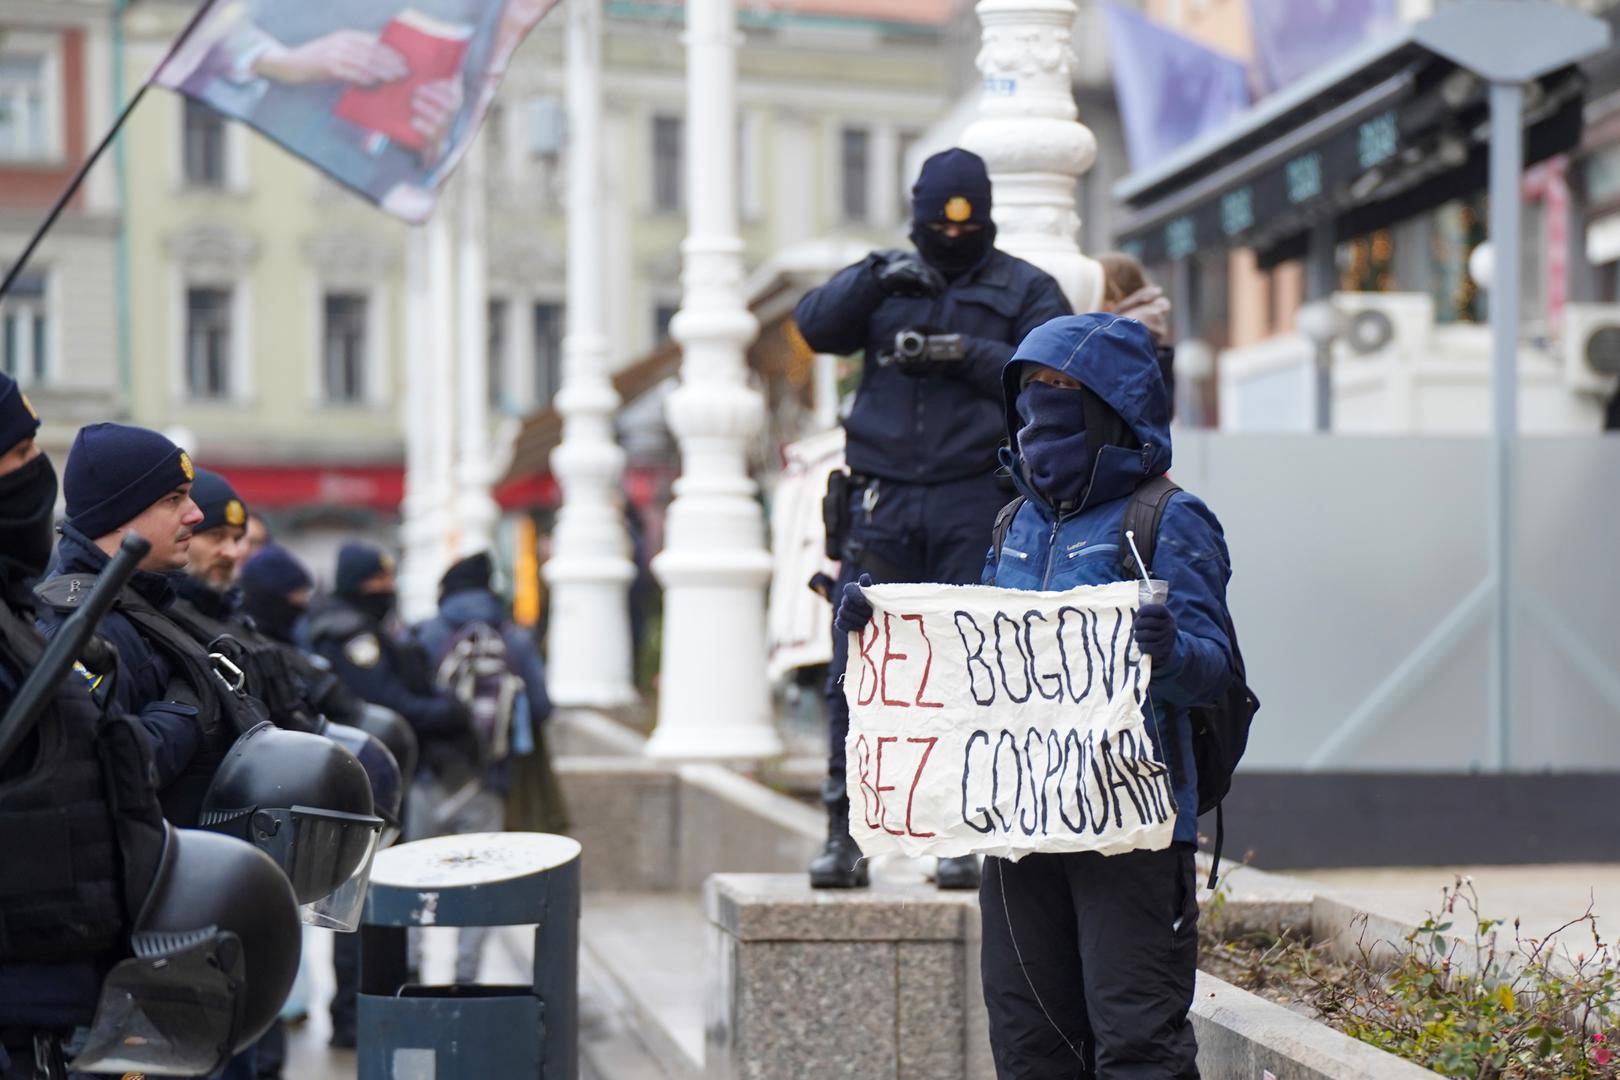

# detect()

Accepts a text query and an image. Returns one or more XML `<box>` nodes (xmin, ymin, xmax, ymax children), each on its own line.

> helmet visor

<box><xmin>256</xmin><ymin>806</ymin><xmax>382</xmax><ymax>931</ymax></box>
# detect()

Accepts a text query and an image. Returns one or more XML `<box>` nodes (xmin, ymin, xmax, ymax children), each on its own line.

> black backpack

<box><xmin>990</xmin><ymin>475</ymin><xmax>1259</xmax><ymax>887</ymax></box>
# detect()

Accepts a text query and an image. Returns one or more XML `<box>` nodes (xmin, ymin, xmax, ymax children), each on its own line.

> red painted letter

<box><xmin>903</xmin><ymin>613</ymin><xmax>944</xmax><ymax>708</ymax></box>
<box><xmin>855</xmin><ymin>736</ymin><xmax>881</xmax><ymax>830</ymax></box>
<box><xmin>875</xmin><ymin>736</ymin><xmax>903</xmax><ymax>835</ymax></box>
<box><xmin>879</xmin><ymin>612</ymin><xmax>911</xmax><ymax>708</ymax></box>
<box><xmin>904</xmin><ymin>736</ymin><xmax>938</xmax><ymax>837</ymax></box>
<box><xmin>855</xmin><ymin>624</ymin><xmax>880</xmax><ymax>706</ymax></box>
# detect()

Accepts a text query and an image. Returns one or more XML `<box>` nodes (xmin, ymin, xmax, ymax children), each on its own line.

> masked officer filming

<box><xmin>792</xmin><ymin>147</ymin><xmax>1072</xmax><ymax>889</ymax></box>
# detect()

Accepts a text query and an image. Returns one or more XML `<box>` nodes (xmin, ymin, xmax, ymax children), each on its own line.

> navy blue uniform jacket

<box><xmin>792</xmin><ymin>248</ymin><xmax>1071</xmax><ymax>482</ymax></box>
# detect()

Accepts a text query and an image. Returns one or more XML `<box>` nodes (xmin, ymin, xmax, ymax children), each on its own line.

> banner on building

<box><xmin>153</xmin><ymin>0</ymin><xmax>558</xmax><ymax>223</ymax></box>
<box><xmin>1102</xmin><ymin>3</ymin><xmax>1251</xmax><ymax>172</ymax></box>
<box><xmin>1248</xmin><ymin>0</ymin><xmax>1397</xmax><ymax>95</ymax></box>
<box><xmin>844</xmin><ymin>582</ymin><xmax>1177</xmax><ymax>862</ymax></box>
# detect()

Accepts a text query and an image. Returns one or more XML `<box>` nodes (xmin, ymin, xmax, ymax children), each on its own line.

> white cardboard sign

<box><xmin>844</xmin><ymin>582</ymin><xmax>1177</xmax><ymax>861</ymax></box>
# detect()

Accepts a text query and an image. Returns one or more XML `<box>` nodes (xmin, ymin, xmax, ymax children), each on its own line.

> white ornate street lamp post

<box><xmin>545</xmin><ymin>0</ymin><xmax>639</xmax><ymax>707</ymax></box>
<box><xmin>961</xmin><ymin>0</ymin><xmax>1104</xmax><ymax>312</ymax></box>
<box><xmin>646</xmin><ymin>0</ymin><xmax>781</xmax><ymax>761</ymax></box>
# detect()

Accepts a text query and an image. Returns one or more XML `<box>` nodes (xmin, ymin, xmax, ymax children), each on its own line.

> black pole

<box><xmin>0</xmin><ymin>0</ymin><xmax>221</xmax><ymax>303</ymax></box>
<box><xmin>0</xmin><ymin>532</ymin><xmax>149</xmax><ymax>767</ymax></box>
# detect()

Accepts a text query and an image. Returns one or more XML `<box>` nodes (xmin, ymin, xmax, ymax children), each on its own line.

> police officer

<box><xmin>0</xmin><ymin>377</ymin><xmax>162</xmax><ymax>1079</ymax></box>
<box><xmin>792</xmin><ymin>148</ymin><xmax>1072</xmax><ymax>889</ymax></box>
<box><xmin>304</xmin><ymin>542</ymin><xmax>469</xmax><ymax>1048</ymax></box>
<box><xmin>168</xmin><ymin>470</ymin><xmax>329</xmax><ymax>736</ymax></box>
<box><xmin>35</xmin><ymin>423</ymin><xmax>214</xmax><ymax>824</ymax></box>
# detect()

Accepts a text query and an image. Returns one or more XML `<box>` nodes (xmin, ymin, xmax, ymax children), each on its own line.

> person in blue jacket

<box><xmin>838</xmin><ymin>313</ymin><xmax>1235</xmax><ymax>1078</ymax></box>
<box><xmin>793</xmin><ymin>147</ymin><xmax>1072</xmax><ymax>890</ymax></box>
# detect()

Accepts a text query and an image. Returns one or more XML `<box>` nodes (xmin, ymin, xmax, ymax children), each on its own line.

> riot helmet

<box><xmin>325</xmin><ymin>722</ymin><xmax>404</xmax><ymax>848</ymax></box>
<box><xmin>201</xmin><ymin>722</ymin><xmax>383</xmax><ymax>932</ymax></box>
<box><xmin>358</xmin><ymin>702</ymin><xmax>419</xmax><ymax>785</ymax></box>
<box><xmin>70</xmin><ymin>824</ymin><xmax>300</xmax><ymax>1075</ymax></box>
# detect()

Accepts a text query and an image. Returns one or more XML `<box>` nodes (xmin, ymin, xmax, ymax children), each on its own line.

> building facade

<box><xmin>0</xmin><ymin>0</ymin><xmax>122</xmax><ymax>458</ymax></box>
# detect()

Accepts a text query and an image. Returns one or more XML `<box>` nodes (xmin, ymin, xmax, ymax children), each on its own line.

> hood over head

<box><xmin>1000</xmin><ymin>314</ymin><xmax>1171</xmax><ymax>509</ymax></box>
<box><xmin>438</xmin><ymin>588</ymin><xmax>504</xmax><ymax>629</ymax></box>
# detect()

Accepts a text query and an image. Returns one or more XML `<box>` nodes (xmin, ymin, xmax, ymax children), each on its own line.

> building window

<box><xmin>841</xmin><ymin>126</ymin><xmax>871</xmax><ymax>222</ymax></box>
<box><xmin>533</xmin><ymin>302</ymin><xmax>563</xmax><ymax>408</ymax></box>
<box><xmin>653</xmin><ymin>114</ymin><xmax>683</xmax><ymax>213</ymax></box>
<box><xmin>654</xmin><ymin>304</ymin><xmax>679</xmax><ymax>345</ymax></box>
<box><xmin>183</xmin><ymin>98</ymin><xmax>227</xmax><ymax>188</ymax></box>
<box><xmin>488</xmin><ymin>298</ymin><xmax>508</xmax><ymax>409</ymax></box>
<box><xmin>322</xmin><ymin>293</ymin><xmax>368</xmax><ymax>404</ymax></box>
<box><xmin>185</xmin><ymin>287</ymin><xmax>233</xmax><ymax>400</ymax></box>
<box><xmin>0</xmin><ymin>53</ymin><xmax>53</xmax><ymax>162</ymax></box>
<box><xmin>1</xmin><ymin>272</ymin><xmax>47</xmax><ymax>386</ymax></box>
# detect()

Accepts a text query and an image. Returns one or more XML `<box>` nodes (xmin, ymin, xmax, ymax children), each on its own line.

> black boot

<box><xmin>808</xmin><ymin>781</ymin><xmax>869</xmax><ymax>889</ymax></box>
<box><xmin>935</xmin><ymin>854</ymin><xmax>981</xmax><ymax>890</ymax></box>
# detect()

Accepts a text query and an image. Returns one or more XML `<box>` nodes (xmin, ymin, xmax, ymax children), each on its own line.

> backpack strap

<box><xmin>1118</xmin><ymin>474</ymin><xmax>1182</xmax><ymax>580</ymax></box>
<box><xmin>989</xmin><ymin>496</ymin><xmax>1026</xmax><ymax>563</ymax></box>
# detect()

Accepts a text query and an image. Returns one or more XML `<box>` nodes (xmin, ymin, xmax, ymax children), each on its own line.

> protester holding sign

<box><xmin>838</xmin><ymin>312</ymin><xmax>1238</xmax><ymax>1078</ymax></box>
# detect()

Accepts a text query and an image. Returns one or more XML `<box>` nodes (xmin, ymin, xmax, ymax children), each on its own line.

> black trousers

<box><xmin>979</xmin><ymin>846</ymin><xmax>1200</xmax><ymax>1080</ymax></box>
<box><xmin>330</xmin><ymin>929</ymin><xmax>360</xmax><ymax>1039</ymax></box>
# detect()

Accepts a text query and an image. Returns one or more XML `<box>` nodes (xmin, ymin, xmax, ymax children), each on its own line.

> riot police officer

<box><xmin>792</xmin><ymin>148</ymin><xmax>1072</xmax><ymax>889</ymax></box>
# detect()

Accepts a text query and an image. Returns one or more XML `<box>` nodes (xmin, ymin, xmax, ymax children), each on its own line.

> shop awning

<box><xmin>1113</xmin><ymin>15</ymin><xmax>1588</xmax><ymax>269</ymax></box>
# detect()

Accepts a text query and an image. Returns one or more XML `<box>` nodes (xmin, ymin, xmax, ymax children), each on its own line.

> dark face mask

<box><xmin>1016</xmin><ymin>381</ymin><xmax>1091</xmax><ymax>509</ymax></box>
<box><xmin>351</xmin><ymin>590</ymin><xmax>397</xmax><ymax>623</ymax></box>
<box><xmin>246</xmin><ymin>591</ymin><xmax>307</xmax><ymax>644</ymax></box>
<box><xmin>911</xmin><ymin>221</ymin><xmax>996</xmax><ymax>280</ymax></box>
<box><xmin>0</xmin><ymin>452</ymin><xmax>59</xmax><ymax>586</ymax></box>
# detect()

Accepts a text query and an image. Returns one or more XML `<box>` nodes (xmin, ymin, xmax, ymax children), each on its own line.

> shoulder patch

<box><xmin>34</xmin><ymin>573</ymin><xmax>103</xmax><ymax>613</ymax></box>
<box><xmin>345</xmin><ymin>633</ymin><xmax>381</xmax><ymax>669</ymax></box>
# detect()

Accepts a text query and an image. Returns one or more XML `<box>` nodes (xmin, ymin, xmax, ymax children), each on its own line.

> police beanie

<box><xmin>911</xmin><ymin>148</ymin><xmax>993</xmax><ymax>228</ymax></box>
<box><xmin>334</xmin><ymin>542</ymin><xmax>394</xmax><ymax>596</ymax></box>
<box><xmin>240</xmin><ymin>544</ymin><xmax>313</xmax><ymax>600</ymax></box>
<box><xmin>190</xmin><ymin>468</ymin><xmax>250</xmax><ymax>534</ymax></box>
<box><xmin>63</xmin><ymin>423</ymin><xmax>193</xmax><ymax>541</ymax></box>
<box><xmin>0</xmin><ymin>372</ymin><xmax>40</xmax><ymax>456</ymax></box>
<box><xmin>439</xmin><ymin>551</ymin><xmax>492</xmax><ymax>597</ymax></box>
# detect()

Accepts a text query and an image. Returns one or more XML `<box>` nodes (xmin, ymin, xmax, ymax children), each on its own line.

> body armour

<box><xmin>35</xmin><ymin>575</ymin><xmax>267</xmax><ymax>826</ymax></box>
<box><xmin>0</xmin><ymin>601</ymin><xmax>165</xmax><ymax>962</ymax></box>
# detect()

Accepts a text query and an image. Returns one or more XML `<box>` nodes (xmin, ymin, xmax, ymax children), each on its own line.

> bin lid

<box><xmin>366</xmin><ymin>832</ymin><xmax>581</xmax><ymax>927</ymax></box>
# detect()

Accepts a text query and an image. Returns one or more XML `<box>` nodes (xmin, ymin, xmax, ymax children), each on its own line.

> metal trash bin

<box><xmin>357</xmin><ymin>832</ymin><xmax>581</xmax><ymax>1080</ymax></box>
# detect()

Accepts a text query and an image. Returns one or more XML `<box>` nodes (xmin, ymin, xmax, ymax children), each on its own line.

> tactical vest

<box><xmin>35</xmin><ymin>575</ymin><xmax>266</xmax><ymax>827</ymax></box>
<box><xmin>0</xmin><ymin>601</ymin><xmax>164</xmax><ymax>963</ymax></box>
<box><xmin>168</xmin><ymin>596</ymin><xmax>322</xmax><ymax>734</ymax></box>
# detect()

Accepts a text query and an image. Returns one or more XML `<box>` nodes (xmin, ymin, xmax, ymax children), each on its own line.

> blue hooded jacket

<box><xmin>987</xmin><ymin>314</ymin><xmax>1235</xmax><ymax>844</ymax></box>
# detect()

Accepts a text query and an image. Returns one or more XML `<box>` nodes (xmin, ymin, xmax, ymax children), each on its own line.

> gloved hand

<box><xmin>835</xmin><ymin>573</ymin><xmax>876</xmax><ymax>634</ymax></box>
<box><xmin>1133</xmin><ymin>603</ymin><xmax>1179</xmax><ymax>664</ymax></box>
<box><xmin>872</xmin><ymin>250</ymin><xmax>946</xmax><ymax>298</ymax></box>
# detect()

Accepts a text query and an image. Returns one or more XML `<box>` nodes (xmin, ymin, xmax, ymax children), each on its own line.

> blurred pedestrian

<box><xmin>1097</xmin><ymin>250</ymin><xmax>1179</xmax><ymax>415</ymax></box>
<box><xmin>792</xmin><ymin>147</ymin><xmax>1072</xmax><ymax>890</ymax></box>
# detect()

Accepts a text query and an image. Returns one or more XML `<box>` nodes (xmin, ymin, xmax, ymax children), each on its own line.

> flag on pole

<box><xmin>1102</xmin><ymin>3</ymin><xmax>1251</xmax><ymax>172</ymax></box>
<box><xmin>153</xmin><ymin>0</ymin><xmax>558</xmax><ymax>223</ymax></box>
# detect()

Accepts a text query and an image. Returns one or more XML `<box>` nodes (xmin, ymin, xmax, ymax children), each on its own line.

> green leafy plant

<box><xmin>1309</xmin><ymin>878</ymin><xmax>1620</xmax><ymax>1079</ymax></box>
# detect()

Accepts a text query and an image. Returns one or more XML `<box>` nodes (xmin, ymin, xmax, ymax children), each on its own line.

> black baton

<box><xmin>0</xmin><ymin>532</ymin><xmax>150</xmax><ymax>768</ymax></box>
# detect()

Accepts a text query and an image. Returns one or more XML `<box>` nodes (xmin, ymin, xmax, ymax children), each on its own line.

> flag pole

<box><xmin>0</xmin><ymin>0</ymin><xmax>221</xmax><ymax>302</ymax></box>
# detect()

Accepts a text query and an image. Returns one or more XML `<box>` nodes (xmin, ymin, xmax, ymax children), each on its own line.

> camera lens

<box><xmin>895</xmin><ymin>330</ymin><xmax>927</xmax><ymax>360</ymax></box>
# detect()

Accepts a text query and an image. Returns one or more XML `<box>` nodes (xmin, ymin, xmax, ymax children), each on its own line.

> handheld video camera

<box><xmin>885</xmin><ymin>328</ymin><xmax>964</xmax><ymax>366</ymax></box>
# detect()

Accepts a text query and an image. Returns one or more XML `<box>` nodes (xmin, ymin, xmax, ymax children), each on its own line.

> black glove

<box><xmin>835</xmin><ymin>574</ymin><xmax>876</xmax><ymax>634</ymax></box>
<box><xmin>871</xmin><ymin>250</ymin><xmax>946</xmax><ymax>298</ymax></box>
<box><xmin>1133</xmin><ymin>603</ymin><xmax>1179</xmax><ymax>664</ymax></box>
